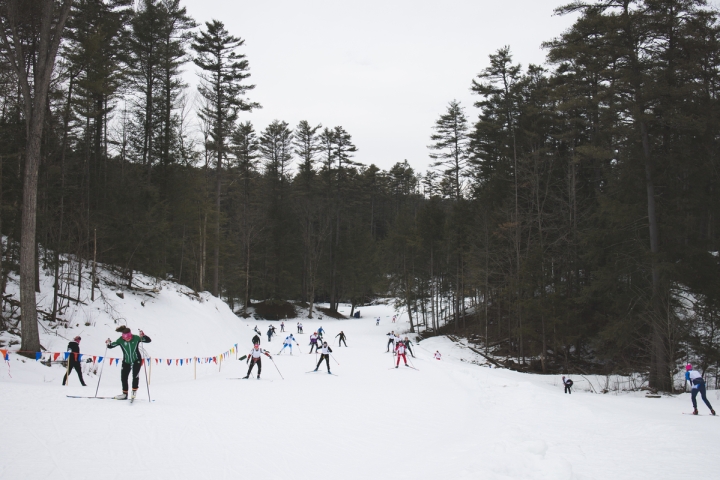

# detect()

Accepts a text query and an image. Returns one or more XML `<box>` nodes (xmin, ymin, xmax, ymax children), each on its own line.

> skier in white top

<box><xmin>279</xmin><ymin>334</ymin><xmax>300</xmax><ymax>355</ymax></box>
<box><xmin>395</xmin><ymin>340</ymin><xmax>409</xmax><ymax>368</ymax></box>
<box><xmin>244</xmin><ymin>344</ymin><xmax>271</xmax><ymax>379</ymax></box>
<box><xmin>314</xmin><ymin>341</ymin><xmax>333</xmax><ymax>374</ymax></box>
<box><xmin>434</xmin><ymin>351</ymin><xmax>442</xmax><ymax>360</ymax></box>
<box><xmin>686</xmin><ymin>364</ymin><xmax>715</xmax><ymax>415</ymax></box>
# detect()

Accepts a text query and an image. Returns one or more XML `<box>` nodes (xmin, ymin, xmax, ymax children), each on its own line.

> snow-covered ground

<box><xmin>1</xmin><ymin>274</ymin><xmax>718</xmax><ymax>479</ymax></box>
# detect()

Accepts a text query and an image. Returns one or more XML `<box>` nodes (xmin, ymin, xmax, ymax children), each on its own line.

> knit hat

<box><xmin>686</xmin><ymin>363</ymin><xmax>693</xmax><ymax>371</ymax></box>
<box><xmin>74</xmin><ymin>336</ymin><xmax>81</xmax><ymax>342</ymax></box>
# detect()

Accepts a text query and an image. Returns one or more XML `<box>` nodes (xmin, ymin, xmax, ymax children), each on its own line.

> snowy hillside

<box><xmin>1</xmin><ymin>263</ymin><xmax>719</xmax><ymax>479</ymax></box>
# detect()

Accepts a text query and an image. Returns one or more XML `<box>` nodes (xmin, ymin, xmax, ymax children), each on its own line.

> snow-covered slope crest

<box><xmin>0</xmin><ymin>257</ymin><xmax>254</xmax><ymax>384</ymax></box>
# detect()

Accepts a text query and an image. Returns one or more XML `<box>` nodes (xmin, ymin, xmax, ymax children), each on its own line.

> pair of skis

<box><xmin>389</xmin><ymin>365</ymin><xmax>419</xmax><ymax>371</ymax></box>
<box><xmin>67</xmin><ymin>393</ymin><xmax>146</xmax><ymax>403</ymax></box>
<box><xmin>306</xmin><ymin>370</ymin><xmax>338</xmax><ymax>376</ymax></box>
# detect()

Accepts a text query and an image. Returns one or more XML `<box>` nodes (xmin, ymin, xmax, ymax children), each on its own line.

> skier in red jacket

<box><xmin>395</xmin><ymin>340</ymin><xmax>409</xmax><ymax>368</ymax></box>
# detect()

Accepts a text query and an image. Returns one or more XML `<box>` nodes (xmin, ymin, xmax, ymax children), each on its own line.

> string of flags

<box><xmin>0</xmin><ymin>343</ymin><xmax>239</xmax><ymax>367</ymax></box>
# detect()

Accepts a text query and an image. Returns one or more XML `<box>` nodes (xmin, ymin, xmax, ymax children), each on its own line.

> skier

<box><xmin>279</xmin><ymin>334</ymin><xmax>300</xmax><ymax>355</ymax></box>
<box><xmin>105</xmin><ymin>327</ymin><xmax>151</xmax><ymax>400</ymax></box>
<box><xmin>62</xmin><ymin>336</ymin><xmax>86</xmax><ymax>386</ymax></box>
<box><xmin>386</xmin><ymin>331</ymin><xmax>396</xmax><ymax>352</ymax></box>
<box><xmin>297</xmin><ymin>322</ymin><xmax>301</xmax><ymax>333</ymax></box>
<box><xmin>392</xmin><ymin>315</ymin><xmax>396</xmax><ymax>323</ymax></box>
<box><xmin>280</xmin><ymin>321</ymin><xmax>285</xmax><ymax>332</ymax></box>
<box><xmin>376</xmin><ymin>317</ymin><xmax>380</xmax><ymax>326</ymax></box>
<box><xmin>403</xmin><ymin>336</ymin><xmax>415</xmax><ymax>358</ymax></box>
<box><xmin>562</xmin><ymin>376</ymin><xmax>573</xmax><ymax>394</ymax></box>
<box><xmin>434</xmin><ymin>351</ymin><xmax>441</xmax><ymax>360</ymax></box>
<box><xmin>686</xmin><ymin>364</ymin><xmax>716</xmax><ymax>415</ymax></box>
<box><xmin>244</xmin><ymin>344</ymin><xmax>271</xmax><ymax>379</ymax></box>
<box><xmin>309</xmin><ymin>332</ymin><xmax>320</xmax><ymax>353</ymax></box>
<box><xmin>252</xmin><ymin>333</ymin><xmax>261</xmax><ymax>345</ymax></box>
<box><xmin>299</xmin><ymin>323</ymin><xmax>304</xmax><ymax>333</ymax></box>
<box><xmin>317</xmin><ymin>326</ymin><xmax>325</xmax><ymax>340</ymax></box>
<box><xmin>395</xmin><ymin>339</ymin><xmax>409</xmax><ymax>368</ymax></box>
<box><xmin>253</xmin><ymin>325</ymin><xmax>261</xmax><ymax>336</ymax></box>
<box><xmin>267</xmin><ymin>326</ymin><xmax>274</xmax><ymax>343</ymax></box>
<box><xmin>314</xmin><ymin>341</ymin><xmax>333</xmax><ymax>374</ymax></box>
<box><xmin>336</xmin><ymin>331</ymin><xmax>347</xmax><ymax>347</ymax></box>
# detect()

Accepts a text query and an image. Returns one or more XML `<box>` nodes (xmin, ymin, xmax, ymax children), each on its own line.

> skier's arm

<box><xmin>106</xmin><ymin>338</ymin><xmax>119</xmax><ymax>348</ymax></box>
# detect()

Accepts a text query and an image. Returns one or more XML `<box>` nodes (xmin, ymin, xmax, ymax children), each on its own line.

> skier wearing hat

<box><xmin>106</xmin><ymin>327</ymin><xmax>151</xmax><ymax>400</ymax></box>
<box><xmin>395</xmin><ymin>339</ymin><xmax>409</xmax><ymax>368</ymax></box>
<box><xmin>403</xmin><ymin>336</ymin><xmax>415</xmax><ymax>358</ymax></box>
<box><xmin>314</xmin><ymin>341</ymin><xmax>333</xmax><ymax>374</ymax></box>
<box><xmin>244</xmin><ymin>344</ymin><xmax>271</xmax><ymax>379</ymax></box>
<box><xmin>685</xmin><ymin>364</ymin><xmax>715</xmax><ymax>415</ymax></box>
<box><xmin>62</xmin><ymin>336</ymin><xmax>86</xmax><ymax>386</ymax></box>
<box><xmin>278</xmin><ymin>333</ymin><xmax>300</xmax><ymax>355</ymax></box>
<box><xmin>336</xmin><ymin>331</ymin><xmax>348</xmax><ymax>347</ymax></box>
<box><xmin>309</xmin><ymin>332</ymin><xmax>320</xmax><ymax>354</ymax></box>
<box><xmin>562</xmin><ymin>376</ymin><xmax>573</xmax><ymax>394</ymax></box>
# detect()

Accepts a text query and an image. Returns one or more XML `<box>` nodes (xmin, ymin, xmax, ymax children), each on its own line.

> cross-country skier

<box><xmin>376</xmin><ymin>317</ymin><xmax>380</xmax><ymax>326</ymax></box>
<box><xmin>395</xmin><ymin>340</ymin><xmax>409</xmax><ymax>368</ymax></box>
<box><xmin>392</xmin><ymin>315</ymin><xmax>396</xmax><ymax>323</ymax></box>
<box><xmin>244</xmin><ymin>344</ymin><xmax>271</xmax><ymax>379</ymax></box>
<box><xmin>254</xmin><ymin>325</ymin><xmax>261</xmax><ymax>336</ymax></box>
<box><xmin>386</xmin><ymin>331</ymin><xmax>396</xmax><ymax>352</ymax></box>
<box><xmin>686</xmin><ymin>364</ymin><xmax>716</xmax><ymax>415</ymax></box>
<box><xmin>106</xmin><ymin>327</ymin><xmax>151</xmax><ymax>400</ymax></box>
<box><xmin>309</xmin><ymin>332</ymin><xmax>320</xmax><ymax>353</ymax></box>
<box><xmin>336</xmin><ymin>331</ymin><xmax>347</xmax><ymax>347</ymax></box>
<box><xmin>403</xmin><ymin>336</ymin><xmax>415</xmax><ymax>358</ymax></box>
<box><xmin>562</xmin><ymin>376</ymin><xmax>573</xmax><ymax>394</ymax></box>
<box><xmin>314</xmin><ymin>341</ymin><xmax>333</xmax><ymax>374</ymax></box>
<box><xmin>62</xmin><ymin>336</ymin><xmax>86</xmax><ymax>386</ymax></box>
<box><xmin>279</xmin><ymin>334</ymin><xmax>300</xmax><ymax>354</ymax></box>
<box><xmin>280</xmin><ymin>322</ymin><xmax>285</xmax><ymax>332</ymax></box>
<box><xmin>317</xmin><ymin>326</ymin><xmax>325</xmax><ymax>340</ymax></box>
<box><xmin>434</xmin><ymin>351</ymin><xmax>441</xmax><ymax>360</ymax></box>
<box><xmin>267</xmin><ymin>326</ymin><xmax>274</xmax><ymax>343</ymax></box>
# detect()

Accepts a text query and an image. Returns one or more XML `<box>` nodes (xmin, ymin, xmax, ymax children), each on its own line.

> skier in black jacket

<box><xmin>62</xmin><ymin>336</ymin><xmax>86</xmax><ymax>386</ymax></box>
<box><xmin>336</xmin><ymin>331</ymin><xmax>347</xmax><ymax>347</ymax></box>
<box><xmin>403</xmin><ymin>336</ymin><xmax>415</xmax><ymax>358</ymax></box>
<box><xmin>562</xmin><ymin>376</ymin><xmax>573</xmax><ymax>394</ymax></box>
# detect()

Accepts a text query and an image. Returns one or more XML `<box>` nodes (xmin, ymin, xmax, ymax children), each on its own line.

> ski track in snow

<box><xmin>1</xmin><ymin>278</ymin><xmax>719</xmax><ymax>479</ymax></box>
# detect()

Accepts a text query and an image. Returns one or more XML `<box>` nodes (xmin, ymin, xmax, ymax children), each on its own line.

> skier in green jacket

<box><xmin>106</xmin><ymin>326</ymin><xmax>151</xmax><ymax>400</ymax></box>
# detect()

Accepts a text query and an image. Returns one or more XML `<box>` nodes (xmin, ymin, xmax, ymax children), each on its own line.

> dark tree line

<box><xmin>1</xmin><ymin>0</ymin><xmax>720</xmax><ymax>390</ymax></box>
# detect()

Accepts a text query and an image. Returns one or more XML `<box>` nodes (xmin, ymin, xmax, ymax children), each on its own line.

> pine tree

<box><xmin>428</xmin><ymin>100</ymin><xmax>469</xmax><ymax>200</ymax></box>
<box><xmin>192</xmin><ymin>19</ymin><xmax>259</xmax><ymax>296</ymax></box>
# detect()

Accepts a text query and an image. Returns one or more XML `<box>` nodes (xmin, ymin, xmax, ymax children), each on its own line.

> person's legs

<box><xmin>131</xmin><ymin>362</ymin><xmax>142</xmax><ymax>391</ymax></box>
<box><xmin>121</xmin><ymin>362</ymin><xmax>131</xmax><ymax>393</ymax></box>
<box><xmin>698</xmin><ymin>383</ymin><xmax>713</xmax><ymax>410</ymax></box>
<box><xmin>324</xmin><ymin>355</ymin><xmax>330</xmax><ymax>371</ymax></box>
<box><xmin>692</xmin><ymin>387</ymin><xmax>699</xmax><ymax>409</ymax></box>
<box><xmin>73</xmin><ymin>362</ymin><xmax>86</xmax><ymax>385</ymax></box>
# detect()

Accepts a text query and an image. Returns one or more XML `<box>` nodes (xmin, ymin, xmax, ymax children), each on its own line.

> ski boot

<box><xmin>395</xmin><ymin>365</ymin><xmax>398</xmax><ymax>368</ymax></box>
<box><xmin>313</xmin><ymin>368</ymin><xmax>318</xmax><ymax>372</ymax></box>
<box><xmin>693</xmin><ymin>408</ymin><xmax>699</xmax><ymax>415</ymax></box>
<box><xmin>242</xmin><ymin>375</ymin><xmax>250</xmax><ymax>379</ymax></box>
<box><xmin>405</xmin><ymin>364</ymin><xmax>409</xmax><ymax>367</ymax></box>
<box><xmin>712</xmin><ymin>409</ymin><xmax>716</xmax><ymax>416</ymax></box>
<box><xmin>328</xmin><ymin>371</ymin><xmax>332</xmax><ymax>375</ymax></box>
<box><xmin>257</xmin><ymin>375</ymin><xmax>260</xmax><ymax>380</ymax></box>
<box><xmin>114</xmin><ymin>392</ymin><xmax>128</xmax><ymax>400</ymax></box>
<box><xmin>130</xmin><ymin>390</ymin><xmax>137</xmax><ymax>403</ymax></box>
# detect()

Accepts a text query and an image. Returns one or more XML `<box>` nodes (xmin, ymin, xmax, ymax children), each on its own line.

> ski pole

<box><xmin>64</xmin><ymin>351</ymin><xmax>72</xmax><ymax>386</ymax></box>
<box><xmin>140</xmin><ymin>345</ymin><xmax>151</xmax><ymax>403</ymax></box>
<box><xmin>330</xmin><ymin>354</ymin><xmax>340</xmax><ymax>366</ymax></box>
<box><xmin>269</xmin><ymin>356</ymin><xmax>284</xmax><ymax>380</ymax></box>
<box><xmin>94</xmin><ymin>346</ymin><xmax>108</xmax><ymax>398</ymax></box>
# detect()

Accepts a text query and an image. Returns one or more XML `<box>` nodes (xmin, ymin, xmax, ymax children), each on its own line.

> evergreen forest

<box><xmin>2</xmin><ymin>0</ymin><xmax>720</xmax><ymax>390</ymax></box>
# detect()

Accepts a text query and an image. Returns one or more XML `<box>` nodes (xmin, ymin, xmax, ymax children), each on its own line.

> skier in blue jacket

<box><xmin>278</xmin><ymin>334</ymin><xmax>300</xmax><ymax>355</ymax></box>
<box><xmin>686</xmin><ymin>364</ymin><xmax>715</xmax><ymax>415</ymax></box>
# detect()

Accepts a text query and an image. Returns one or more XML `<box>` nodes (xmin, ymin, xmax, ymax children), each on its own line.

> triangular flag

<box><xmin>167</xmin><ymin>359</ymin><xmax>171</xmax><ymax>365</ymax></box>
<box><xmin>35</xmin><ymin>352</ymin><xmax>41</xmax><ymax>361</ymax></box>
<box><xmin>64</xmin><ymin>352</ymin><xmax>70</xmax><ymax>360</ymax></box>
<box><xmin>180</xmin><ymin>359</ymin><xmax>183</xmax><ymax>366</ymax></box>
<box><xmin>2</xmin><ymin>350</ymin><xmax>7</xmax><ymax>361</ymax></box>
<box><xmin>92</xmin><ymin>356</ymin><xmax>97</xmax><ymax>363</ymax></box>
<box><xmin>98</xmin><ymin>357</ymin><xmax>103</xmax><ymax>363</ymax></box>
<box><xmin>213</xmin><ymin>356</ymin><xmax>217</xmax><ymax>364</ymax></box>
<box><xmin>77</xmin><ymin>354</ymin><xmax>83</xmax><ymax>362</ymax></box>
<box><xmin>141</xmin><ymin>359</ymin><xmax>145</xmax><ymax>366</ymax></box>
<box><xmin>155</xmin><ymin>358</ymin><xmax>158</xmax><ymax>364</ymax></box>
<box><xmin>53</xmin><ymin>352</ymin><xmax>60</xmax><ymax>361</ymax></box>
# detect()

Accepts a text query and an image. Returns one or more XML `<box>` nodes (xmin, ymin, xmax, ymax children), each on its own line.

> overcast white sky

<box><xmin>180</xmin><ymin>0</ymin><xmax>581</xmax><ymax>172</ymax></box>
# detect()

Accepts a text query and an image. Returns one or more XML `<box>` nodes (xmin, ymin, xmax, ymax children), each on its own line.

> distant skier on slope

<box><xmin>106</xmin><ymin>327</ymin><xmax>151</xmax><ymax>400</ymax></box>
<box><xmin>314</xmin><ymin>341</ymin><xmax>333</xmax><ymax>374</ymax></box>
<box><xmin>686</xmin><ymin>364</ymin><xmax>716</xmax><ymax>415</ymax></box>
<box><xmin>279</xmin><ymin>334</ymin><xmax>300</xmax><ymax>355</ymax></box>
<box><xmin>62</xmin><ymin>336</ymin><xmax>86</xmax><ymax>386</ymax></box>
<box><xmin>392</xmin><ymin>315</ymin><xmax>396</xmax><ymax>323</ymax></box>
<box><xmin>395</xmin><ymin>339</ymin><xmax>409</xmax><ymax>368</ymax></box>
<box><xmin>317</xmin><ymin>326</ymin><xmax>325</xmax><ymax>339</ymax></box>
<box><xmin>403</xmin><ymin>336</ymin><xmax>415</xmax><ymax>358</ymax></box>
<box><xmin>562</xmin><ymin>376</ymin><xmax>573</xmax><ymax>394</ymax></box>
<box><xmin>386</xmin><ymin>331</ymin><xmax>396</xmax><ymax>352</ymax></box>
<box><xmin>244</xmin><ymin>344</ymin><xmax>271</xmax><ymax>379</ymax></box>
<box><xmin>280</xmin><ymin>321</ymin><xmax>285</xmax><ymax>332</ymax></box>
<box><xmin>336</xmin><ymin>331</ymin><xmax>347</xmax><ymax>347</ymax></box>
<box><xmin>309</xmin><ymin>332</ymin><xmax>320</xmax><ymax>353</ymax></box>
<box><xmin>267</xmin><ymin>326</ymin><xmax>275</xmax><ymax>343</ymax></box>
<box><xmin>254</xmin><ymin>325</ymin><xmax>261</xmax><ymax>336</ymax></box>
<box><xmin>434</xmin><ymin>351</ymin><xmax>441</xmax><ymax>360</ymax></box>
<box><xmin>376</xmin><ymin>317</ymin><xmax>380</xmax><ymax>326</ymax></box>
